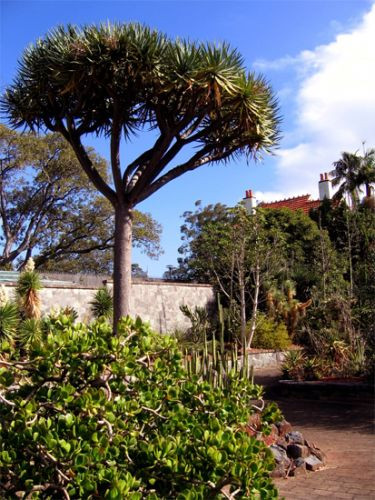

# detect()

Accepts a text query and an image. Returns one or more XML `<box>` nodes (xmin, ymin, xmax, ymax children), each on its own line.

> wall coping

<box><xmin>4</xmin><ymin>280</ymin><xmax>213</xmax><ymax>290</ymax></box>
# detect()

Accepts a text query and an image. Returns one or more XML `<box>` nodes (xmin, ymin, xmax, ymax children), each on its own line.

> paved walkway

<box><xmin>254</xmin><ymin>369</ymin><xmax>375</xmax><ymax>499</ymax></box>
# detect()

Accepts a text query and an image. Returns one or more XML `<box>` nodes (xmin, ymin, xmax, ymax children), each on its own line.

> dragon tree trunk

<box><xmin>113</xmin><ymin>204</ymin><xmax>133</xmax><ymax>331</ymax></box>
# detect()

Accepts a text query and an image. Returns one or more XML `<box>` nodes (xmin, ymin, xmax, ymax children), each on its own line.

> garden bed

<box><xmin>277</xmin><ymin>378</ymin><xmax>373</xmax><ymax>400</ymax></box>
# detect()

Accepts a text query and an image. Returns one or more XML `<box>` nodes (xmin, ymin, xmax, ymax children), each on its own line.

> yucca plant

<box><xmin>17</xmin><ymin>318</ymin><xmax>42</xmax><ymax>347</ymax></box>
<box><xmin>90</xmin><ymin>287</ymin><xmax>113</xmax><ymax>320</ymax></box>
<box><xmin>303</xmin><ymin>357</ymin><xmax>321</xmax><ymax>381</ymax></box>
<box><xmin>281</xmin><ymin>349</ymin><xmax>306</xmax><ymax>380</ymax></box>
<box><xmin>16</xmin><ymin>271</ymin><xmax>42</xmax><ymax>319</ymax></box>
<box><xmin>0</xmin><ymin>302</ymin><xmax>19</xmax><ymax>342</ymax></box>
<box><xmin>61</xmin><ymin>306</ymin><xmax>79</xmax><ymax>323</ymax></box>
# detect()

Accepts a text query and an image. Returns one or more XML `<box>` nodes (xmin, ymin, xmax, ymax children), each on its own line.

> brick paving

<box><xmin>271</xmin><ymin>397</ymin><xmax>375</xmax><ymax>499</ymax></box>
<box><xmin>252</xmin><ymin>368</ymin><xmax>375</xmax><ymax>499</ymax></box>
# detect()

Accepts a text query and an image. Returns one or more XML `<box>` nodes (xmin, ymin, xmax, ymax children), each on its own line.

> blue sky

<box><xmin>1</xmin><ymin>0</ymin><xmax>374</xmax><ymax>276</ymax></box>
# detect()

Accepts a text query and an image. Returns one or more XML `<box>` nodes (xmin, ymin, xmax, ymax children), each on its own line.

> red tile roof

<box><xmin>258</xmin><ymin>194</ymin><xmax>321</xmax><ymax>214</ymax></box>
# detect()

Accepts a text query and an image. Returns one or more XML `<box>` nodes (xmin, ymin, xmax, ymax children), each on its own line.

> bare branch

<box><xmin>57</xmin><ymin>124</ymin><xmax>117</xmax><ymax>206</ymax></box>
<box><xmin>0</xmin><ymin>392</ymin><xmax>16</xmax><ymax>406</ymax></box>
<box><xmin>141</xmin><ymin>405</ymin><xmax>167</xmax><ymax>420</ymax></box>
<box><xmin>98</xmin><ymin>418</ymin><xmax>113</xmax><ymax>441</ymax></box>
<box><xmin>137</xmin><ymin>146</ymin><xmax>234</xmax><ymax>204</ymax></box>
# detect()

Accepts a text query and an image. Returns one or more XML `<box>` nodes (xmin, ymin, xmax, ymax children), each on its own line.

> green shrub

<box><xmin>251</xmin><ymin>313</ymin><xmax>291</xmax><ymax>350</ymax></box>
<box><xmin>0</xmin><ymin>315</ymin><xmax>279</xmax><ymax>499</ymax></box>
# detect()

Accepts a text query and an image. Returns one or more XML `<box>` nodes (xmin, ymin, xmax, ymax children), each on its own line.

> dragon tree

<box><xmin>2</xmin><ymin>23</ymin><xmax>281</xmax><ymax>329</ymax></box>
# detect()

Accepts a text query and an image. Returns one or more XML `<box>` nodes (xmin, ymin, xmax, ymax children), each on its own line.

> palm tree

<box><xmin>332</xmin><ymin>148</ymin><xmax>375</xmax><ymax>208</ymax></box>
<box><xmin>332</xmin><ymin>152</ymin><xmax>362</xmax><ymax>208</ymax></box>
<box><xmin>357</xmin><ymin>148</ymin><xmax>375</xmax><ymax>199</ymax></box>
<box><xmin>2</xmin><ymin>23</ymin><xmax>280</xmax><ymax>329</ymax></box>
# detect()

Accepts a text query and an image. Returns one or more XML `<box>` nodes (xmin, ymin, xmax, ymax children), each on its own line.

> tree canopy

<box><xmin>0</xmin><ymin>125</ymin><xmax>162</xmax><ymax>271</ymax></box>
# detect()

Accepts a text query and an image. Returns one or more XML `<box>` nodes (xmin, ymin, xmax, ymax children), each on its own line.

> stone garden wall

<box><xmin>4</xmin><ymin>281</ymin><xmax>214</xmax><ymax>334</ymax></box>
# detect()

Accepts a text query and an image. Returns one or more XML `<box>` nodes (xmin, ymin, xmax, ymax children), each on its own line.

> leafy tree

<box><xmin>131</xmin><ymin>263</ymin><xmax>148</xmax><ymax>279</ymax></box>
<box><xmin>0</xmin><ymin>125</ymin><xmax>162</xmax><ymax>272</ymax></box>
<box><xmin>2</xmin><ymin>23</ymin><xmax>280</xmax><ymax>327</ymax></box>
<box><xmin>175</xmin><ymin>202</ymin><xmax>285</xmax><ymax>347</ymax></box>
<box><xmin>311</xmin><ymin>199</ymin><xmax>375</xmax><ymax>349</ymax></box>
<box><xmin>177</xmin><ymin>203</ymin><xmax>333</xmax><ymax>298</ymax></box>
<box><xmin>163</xmin><ymin>264</ymin><xmax>188</xmax><ymax>281</ymax></box>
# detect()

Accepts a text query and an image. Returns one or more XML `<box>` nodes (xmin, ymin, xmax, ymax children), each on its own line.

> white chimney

<box><xmin>243</xmin><ymin>189</ymin><xmax>256</xmax><ymax>215</ymax></box>
<box><xmin>319</xmin><ymin>172</ymin><xmax>332</xmax><ymax>201</ymax></box>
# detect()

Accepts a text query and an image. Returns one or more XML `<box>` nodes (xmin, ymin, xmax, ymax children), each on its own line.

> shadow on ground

<box><xmin>253</xmin><ymin>367</ymin><xmax>374</xmax><ymax>434</ymax></box>
<box><xmin>274</xmin><ymin>398</ymin><xmax>374</xmax><ymax>434</ymax></box>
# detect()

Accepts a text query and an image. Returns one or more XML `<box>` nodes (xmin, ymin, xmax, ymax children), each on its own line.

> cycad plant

<box><xmin>16</xmin><ymin>271</ymin><xmax>42</xmax><ymax>319</ymax></box>
<box><xmin>90</xmin><ymin>287</ymin><xmax>113</xmax><ymax>320</ymax></box>
<box><xmin>0</xmin><ymin>302</ymin><xmax>19</xmax><ymax>342</ymax></box>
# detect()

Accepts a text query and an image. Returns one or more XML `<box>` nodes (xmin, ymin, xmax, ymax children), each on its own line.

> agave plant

<box><xmin>90</xmin><ymin>287</ymin><xmax>113</xmax><ymax>320</ymax></box>
<box><xmin>61</xmin><ymin>306</ymin><xmax>79</xmax><ymax>323</ymax></box>
<box><xmin>0</xmin><ymin>302</ymin><xmax>19</xmax><ymax>342</ymax></box>
<box><xmin>281</xmin><ymin>349</ymin><xmax>306</xmax><ymax>381</ymax></box>
<box><xmin>16</xmin><ymin>271</ymin><xmax>42</xmax><ymax>319</ymax></box>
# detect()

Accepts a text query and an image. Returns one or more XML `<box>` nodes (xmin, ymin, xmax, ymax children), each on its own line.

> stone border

<box><xmin>277</xmin><ymin>379</ymin><xmax>373</xmax><ymax>399</ymax></box>
<box><xmin>3</xmin><ymin>280</ymin><xmax>213</xmax><ymax>290</ymax></box>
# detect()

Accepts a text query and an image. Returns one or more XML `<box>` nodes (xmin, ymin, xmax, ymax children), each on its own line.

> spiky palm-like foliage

<box><xmin>61</xmin><ymin>306</ymin><xmax>79</xmax><ymax>323</ymax></box>
<box><xmin>0</xmin><ymin>302</ymin><xmax>19</xmax><ymax>341</ymax></box>
<box><xmin>16</xmin><ymin>271</ymin><xmax>42</xmax><ymax>319</ymax></box>
<box><xmin>266</xmin><ymin>280</ymin><xmax>311</xmax><ymax>339</ymax></box>
<box><xmin>90</xmin><ymin>287</ymin><xmax>113</xmax><ymax>320</ymax></box>
<box><xmin>357</xmin><ymin>148</ymin><xmax>375</xmax><ymax>199</ymax></box>
<box><xmin>332</xmin><ymin>149</ymin><xmax>375</xmax><ymax>207</ymax></box>
<box><xmin>17</xmin><ymin>318</ymin><xmax>42</xmax><ymax>347</ymax></box>
<box><xmin>2</xmin><ymin>23</ymin><xmax>281</xmax><ymax>327</ymax></box>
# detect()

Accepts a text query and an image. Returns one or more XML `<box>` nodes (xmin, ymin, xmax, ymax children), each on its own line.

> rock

<box><xmin>290</xmin><ymin>457</ymin><xmax>306</xmax><ymax>477</ymax></box>
<box><xmin>270</xmin><ymin>463</ymin><xmax>287</xmax><ymax>478</ymax></box>
<box><xmin>305</xmin><ymin>454</ymin><xmax>324</xmax><ymax>471</ymax></box>
<box><xmin>270</xmin><ymin>445</ymin><xmax>291</xmax><ymax>478</ymax></box>
<box><xmin>287</xmin><ymin>444</ymin><xmax>310</xmax><ymax>459</ymax></box>
<box><xmin>270</xmin><ymin>445</ymin><xmax>288</xmax><ymax>463</ymax></box>
<box><xmin>276</xmin><ymin>419</ymin><xmax>293</xmax><ymax>437</ymax></box>
<box><xmin>247</xmin><ymin>412</ymin><xmax>261</xmax><ymax>431</ymax></box>
<box><xmin>276</xmin><ymin>438</ymin><xmax>288</xmax><ymax>450</ymax></box>
<box><xmin>286</xmin><ymin>431</ymin><xmax>304</xmax><ymax>445</ymax></box>
<box><xmin>310</xmin><ymin>447</ymin><xmax>327</xmax><ymax>465</ymax></box>
<box><xmin>263</xmin><ymin>424</ymin><xmax>279</xmax><ymax>446</ymax></box>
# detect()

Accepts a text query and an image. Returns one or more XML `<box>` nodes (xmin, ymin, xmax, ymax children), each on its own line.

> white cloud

<box><xmin>253</xmin><ymin>55</ymin><xmax>298</xmax><ymax>71</ymax></box>
<box><xmin>253</xmin><ymin>190</ymin><xmax>292</xmax><ymax>203</ymax></box>
<box><xmin>262</xmin><ymin>4</ymin><xmax>375</xmax><ymax>200</ymax></box>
